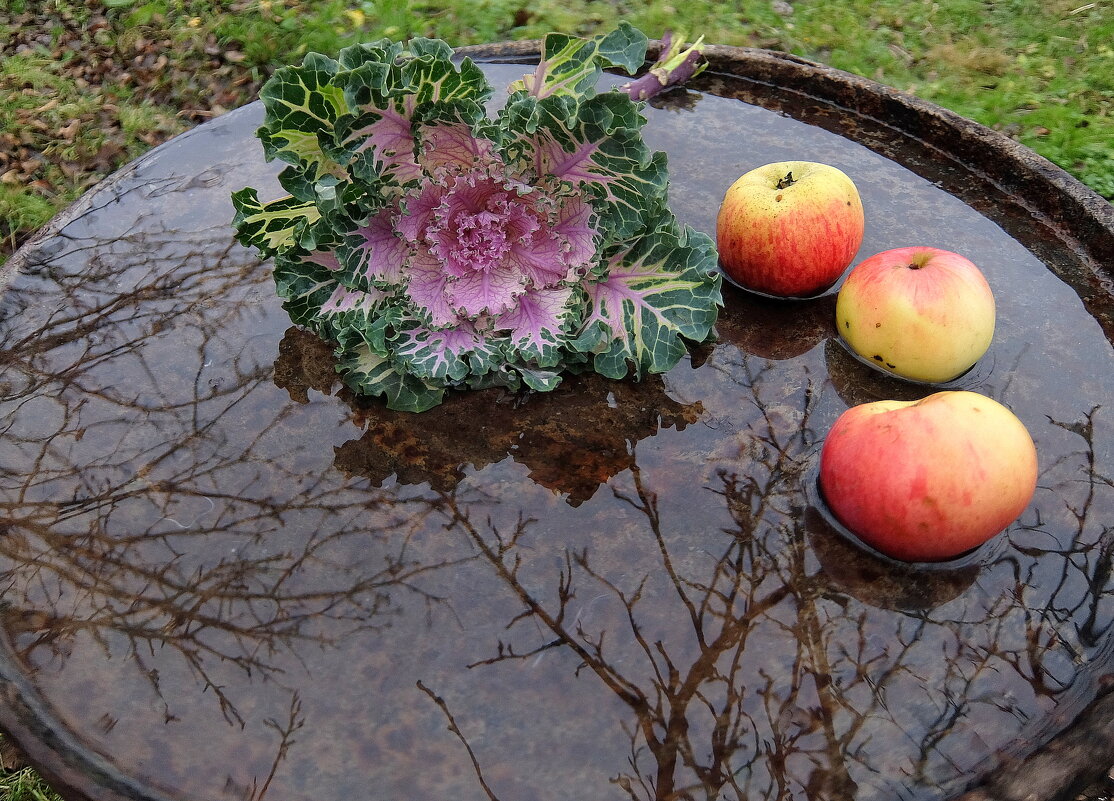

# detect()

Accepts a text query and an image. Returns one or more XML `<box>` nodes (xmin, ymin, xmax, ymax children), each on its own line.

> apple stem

<box><xmin>776</xmin><ymin>171</ymin><xmax>796</xmax><ymax>190</ymax></box>
<box><xmin>907</xmin><ymin>263</ymin><xmax>922</xmax><ymax>270</ymax></box>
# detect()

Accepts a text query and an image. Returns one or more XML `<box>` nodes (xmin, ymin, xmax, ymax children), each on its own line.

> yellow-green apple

<box><xmin>836</xmin><ymin>246</ymin><xmax>995</xmax><ymax>383</ymax></box>
<box><xmin>818</xmin><ymin>391</ymin><xmax>1038</xmax><ymax>562</ymax></box>
<box><xmin>716</xmin><ymin>161</ymin><xmax>864</xmax><ymax>297</ymax></box>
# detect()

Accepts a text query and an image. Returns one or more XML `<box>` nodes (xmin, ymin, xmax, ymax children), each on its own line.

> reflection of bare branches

<box><xmin>417</xmin><ymin>681</ymin><xmax>503</xmax><ymax>801</ymax></box>
<box><xmin>2</xmin><ymin>490</ymin><xmax>461</xmax><ymax>726</ymax></box>
<box><xmin>253</xmin><ymin>692</ymin><xmax>304</xmax><ymax>801</ymax></box>
<box><xmin>429</xmin><ymin>392</ymin><xmax>811</xmax><ymax>799</ymax></box>
<box><xmin>441</xmin><ymin>502</ymin><xmax>652</xmax><ymax>715</ymax></box>
<box><xmin>0</xmin><ymin>218</ymin><xmax>470</xmax><ymax>731</ymax></box>
<box><xmin>414</xmin><ymin>344</ymin><xmax>1114</xmax><ymax>801</ymax></box>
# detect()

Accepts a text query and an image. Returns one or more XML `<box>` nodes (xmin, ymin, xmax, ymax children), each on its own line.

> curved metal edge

<box><xmin>0</xmin><ymin>636</ymin><xmax>177</xmax><ymax>801</ymax></box>
<box><xmin>0</xmin><ymin>104</ymin><xmax>261</xmax><ymax>296</ymax></box>
<box><xmin>0</xmin><ymin>162</ymin><xmax>139</xmax><ymax>296</ymax></box>
<box><xmin>952</xmin><ymin>679</ymin><xmax>1114</xmax><ymax>801</ymax></box>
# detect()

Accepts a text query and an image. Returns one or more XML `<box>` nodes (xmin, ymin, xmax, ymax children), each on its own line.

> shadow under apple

<box><xmin>823</xmin><ymin>336</ymin><xmax>938</xmax><ymax>408</ymax></box>
<box><xmin>705</xmin><ymin>280</ymin><xmax>838</xmax><ymax>361</ymax></box>
<box><xmin>803</xmin><ymin>503</ymin><xmax>981</xmax><ymax>612</ymax></box>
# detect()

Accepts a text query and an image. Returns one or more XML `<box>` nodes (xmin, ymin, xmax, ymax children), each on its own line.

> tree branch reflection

<box><xmin>408</xmin><ymin>344</ymin><xmax>1114</xmax><ymax>801</ymax></box>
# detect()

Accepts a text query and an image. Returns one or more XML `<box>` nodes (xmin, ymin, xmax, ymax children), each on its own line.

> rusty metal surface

<box><xmin>1</xmin><ymin>46</ymin><xmax>1113</xmax><ymax>801</ymax></box>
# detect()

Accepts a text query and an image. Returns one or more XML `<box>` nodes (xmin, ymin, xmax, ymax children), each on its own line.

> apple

<box><xmin>716</xmin><ymin>161</ymin><xmax>864</xmax><ymax>297</ymax></box>
<box><xmin>818</xmin><ymin>390</ymin><xmax>1038</xmax><ymax>562</ymax></box>
<box><xmin>836</xmin><ymin>246</ymin><xmax>995</xmax><ymax>383</ymax></box>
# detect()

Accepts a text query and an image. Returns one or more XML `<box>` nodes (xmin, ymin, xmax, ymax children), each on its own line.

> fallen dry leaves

<box><xmin>0</xmin><ymin>2</ymin><xmax>267</xmax><ymax>260</ymax></box>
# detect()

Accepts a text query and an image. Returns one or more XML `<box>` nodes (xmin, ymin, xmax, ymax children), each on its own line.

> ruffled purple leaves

<box><xmin>233</xmin><ymin>26</ymin><xmax>720</xmax><ymax>411</ymax></box>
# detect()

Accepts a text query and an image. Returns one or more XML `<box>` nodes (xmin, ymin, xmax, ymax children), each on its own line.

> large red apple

<box><xmin>818</xmin><ymin>391</ymin><xmax>1038</xmax><ymax>562</ymax></box>
<box><xmin>716</xmin><ymin>161</ymin><xmax>864</xmax><ymax>297</ymax></box>
<box><xmin>836</xmin><ymin>246</ymin><xmax>995</xmax><ymax>383</ymax></box>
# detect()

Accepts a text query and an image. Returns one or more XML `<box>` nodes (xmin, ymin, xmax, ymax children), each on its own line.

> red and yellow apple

<box><xmin>836</xmin><ymin>246</ymin><xmax>995</xmax><ymax>383</ymax></box>
<box><xmin>716</xmin><ymin>161</ymin><xmax>864</xmax><ymax>298</ymax></box>
<box><xmin>818</xmin><ymin>390</ymin><xmax>1038</xmax><ymax>562</ymax></box>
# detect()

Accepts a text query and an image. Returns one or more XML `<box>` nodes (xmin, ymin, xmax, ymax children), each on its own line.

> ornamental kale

<box><xmin>233</xmin><ymin>25</ymin><xmax>721</xmax><ymax>412</ymax></box>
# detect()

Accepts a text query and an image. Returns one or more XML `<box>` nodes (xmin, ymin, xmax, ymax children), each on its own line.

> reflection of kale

<box><xmin>273</xmin><ymin>327</ymin><xmax>703</xmax><ymax>506</ymax></box>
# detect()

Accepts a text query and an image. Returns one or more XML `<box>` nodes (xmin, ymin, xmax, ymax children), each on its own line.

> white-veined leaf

<box><xmin>232</xmin><ymin>189</ymin><xmax>322</xmax><ymax>256</ymax></box>
<box><xmin>393</xmin><ymin>322</ymin><xmax>502</xmax><ymax>382</ymax></box>
<box><xmin>272</xmin><ymin>249</ymin><xmax>342</xmax><ymax>332</ymax></box>
<box><xmin>511</xmin><ymin>22</ymin><xmax>647</xmax><ymax>100</ymax></box>
<box><xmin>335</xmin><ymin>343</ymin><xmax>445</xmax><ymax>412</ymax></box>
<box><xmin>503</xmin><ymin>92</ymin><xmax>667</xmax><ymax>242</ymax></box>
<box><xmin>495</xmin><ymin>286</ymin><xmax>578</xmax><ymax>367</ymax></box>
<box><xmin>573</xmin><ymin>225</ymin><xmax>721</xmax><ymax>378</ymax></box>
<box><xmin>257</xmin><ymin>54</ymin><xmax>350</xmax><ymax>189</ymax></box>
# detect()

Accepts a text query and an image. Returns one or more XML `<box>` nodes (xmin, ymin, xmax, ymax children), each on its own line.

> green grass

<box><xmin>0</xmin><ymin>758</ymin><xmax>62</xmax><ymax>801</ymax></box>
<box><xmin>0</xmin><ymin>0</ymin><xmax>1111</xmax><ymax>265</ymax></box>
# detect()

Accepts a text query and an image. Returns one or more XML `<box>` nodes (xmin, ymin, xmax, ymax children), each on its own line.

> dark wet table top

<box><xmin>1</xmin><ymin>60</ymin><xmax>1113</xmax><ymax>801</ymax></box>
